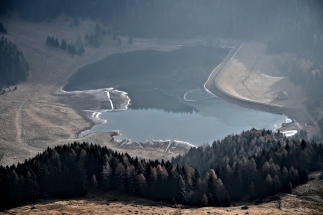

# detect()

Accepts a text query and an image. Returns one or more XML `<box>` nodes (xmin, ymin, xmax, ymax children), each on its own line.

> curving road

<box><xmin>204</xmin><ymin>42</ymin><xmax>289</xmax><ymax>115</ymax></box>
<box><xmin>186</xmin><ymin>42</ymin><xmax>281</xmax><ymax>115</ymax></box>
<box><xmin>203</xmin><ymin>42</ymin><xmax>322</xmax><ymax>138</ymax></box>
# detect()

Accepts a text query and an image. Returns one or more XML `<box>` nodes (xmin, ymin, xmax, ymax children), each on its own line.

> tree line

<box><xmin>0</xmin><ymin>142</ymin><xmax>230</xmax><ymax>210</ymax></box>
<box><xmin>46</xmin><ymin>36</ymin><xmax>85</xmax><ymax>56</ymax></box>
<box><xmin>262</xmin><ymin>1</ymin><xmax>323</xmax><ymax>138</ymax></box>
<box><xmin>1</xmin><ymin>129</ymin><xmax>322</xmax><ymax>210</ymax></box>
<box><xmin>0</xmin><ymin>37</ymin><xmax>29</xmax><ymax>89</ymax></box>
<box><xmin>0</xmin><ymin>22</ymin><xmax>7</xmax><ymax>34</ymax></box>
<box><xmin>172</xmin><ymin>129</ymin><xmax>323</xmax><ymax>201</ymax></box>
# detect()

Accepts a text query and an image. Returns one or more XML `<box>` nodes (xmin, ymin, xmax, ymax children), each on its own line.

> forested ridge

<box><xmin>172</xmin><ymin>129</ymin><xmax>323</xmax><ymax>201</ymax></box>
<box><xmin>0</xmin><ymin>37</ymin><xmax>29</xmax><ymax>88</ymax></box>
<box><xmin>1</xmin><ymin>129</ymin><xmax>322</xmax><ymax>210</ymax></box>
<box><xmin>0</xmin><ymin>142</ymin><xmax>230</xmax><ymax>209</ymax></box>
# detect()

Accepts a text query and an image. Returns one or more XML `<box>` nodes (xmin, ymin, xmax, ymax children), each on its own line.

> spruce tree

<box><xmin>0</xmin><ymin>22</ymin><xmax>7</xmax><ymax>34</ymax></box>
<box><xmin>46</xmin><ymin>36</ymin><xmax>51</xmax><ymax>46</ymax></box>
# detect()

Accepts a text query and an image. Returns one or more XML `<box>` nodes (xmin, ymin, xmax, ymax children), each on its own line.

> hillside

<box><xmin>0</xmin><ymin>133</ymin><xmax>323</xmax><ymax>213</ymax></box>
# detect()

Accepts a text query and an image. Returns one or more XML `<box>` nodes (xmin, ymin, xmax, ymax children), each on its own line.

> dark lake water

<box><xmin>65</xmin><ymin>46</ymin><xmax>286</xmax><ymax>146</ymax></box>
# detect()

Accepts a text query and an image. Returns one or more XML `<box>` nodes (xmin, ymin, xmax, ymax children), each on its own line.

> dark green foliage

<box><xmin>46</xmin><ymin>36</ymin><xmax>84</xmax><ymax>56</ymax></box>
<box><xmin>0</xmin><ymin>22</ymin><xmax>7</xmax><ymax>34</ymax></box>
<box><xmin>45</xmin><ymin>36</ymin><xmax>59</xmax><ymax>47</ymax></box>
<box><xmin>281</xmin><ymin>56</ymin><xmax>323</xmax><ymax>139</ymax></box>
<box><xmin>67</xmin><ymin>44</ymin><xmax>76</xmax><ymax>55</ymax></box>
<box><xmin>0</xmin><ymin>142</ymin><xmax>228</xmax><ymax>210</ymax></box>
<box><xmin>60</xmin><ymin>39</ymin><xmax>67</xmax><ymax>49</ymax></box>
<box><xmin>1</xmin><ymin>130</ymin><xmax>322</xmax><ymax>210</ymax></box>
<box><xmin>85</xmin><ymin>23</ymin><xmax>102</xmax><ymax>47</ymax></box>
<box><xmin>0</xmin><ymin>37</ymin><xmax>29</xmax><ymax>88</ymax></box>
<box><xmin>87</xmin><ymin>33</ymin><xmax>100</xmax><ymax>47</ymax></box>
<box><xmin>200</xmin><ymin>194</ymin><xmax>208</xmax><ymax>206</ymax></box>
<box><xmin>46</xmin><ymin>36</ymin><xmax>51</xmax><ymax>45</ymax></box>
<box><xmin>54</xmin><ymin>37</ymin><xmax>59</xmax><ymax>47</ymax></box>
<box><xmin>171</xmin><ymin>196</ymin><xmax>177</xmax><ymax>206</ymax></box>
<box><xmin>172</xmin><ymin>129</ymin><xmax>323</xmax><ymax>201</ymax></box>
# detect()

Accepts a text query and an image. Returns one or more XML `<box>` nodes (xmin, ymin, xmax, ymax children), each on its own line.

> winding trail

<box><xmin>203</xmin><ymin>43</ymin><xmax>244</xmax><ymax>96</ymax></box>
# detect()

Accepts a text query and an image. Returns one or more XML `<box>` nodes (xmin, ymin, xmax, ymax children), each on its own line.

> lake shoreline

<box><xmin>69</xmin><ymin>44</ymin><xmax>294</xmax><ymax>145</ymax></box>
<box><xmin>204</xmin><ymin>42</ymin><xmax>304</xmax><ymax>134</ymax></box>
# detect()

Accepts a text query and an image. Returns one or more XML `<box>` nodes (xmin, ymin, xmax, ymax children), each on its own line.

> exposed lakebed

<box><xmin>63</xmin><ymin>45</ymin><xmax>287</xmax><ymax>146</ymax></box>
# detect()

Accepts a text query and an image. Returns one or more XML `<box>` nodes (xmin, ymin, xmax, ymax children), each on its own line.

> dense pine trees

<box><xmin>0</xmin><ymin>142</ymin><xmax>230</xmax><ymax>210</ymax></box>
<box><xmin>46</xmin><ymin>36</ymin><xmax>59</xmax><ymax>47</ymax></box>
<box><xmin>46</xmin><ymin>36</ymin><xmax>85</xmax><ymax>56</ymax></box>
<box><xmin>0</xmin><ymin>22</ymin><xmax>7</xmax><ymax>34</ymax></box>
<box><xmin>0</xmin><ymin>37</ymin><xmax>29</xmax><ymax>88</ymax></box>
<box><xmin>172</xmin><ymin>129</ymin><xmax>323</xmax><ymax>201</ymax></box>
<box><xmin>0</xmin><ymin>129</ymin><xmax>322</xmax><ymax>210</ymax></box>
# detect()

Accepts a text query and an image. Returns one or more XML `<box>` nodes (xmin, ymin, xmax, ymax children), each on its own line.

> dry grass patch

<box><xmin>2</xmin><ymin>190</ymin><xmax>323</xmax><ymax>215</ymax></box>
